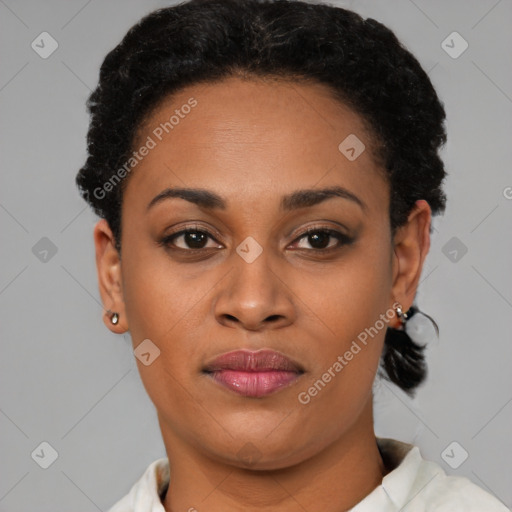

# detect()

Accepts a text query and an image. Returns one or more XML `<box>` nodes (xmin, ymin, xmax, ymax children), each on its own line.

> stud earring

<box><xmin>106</xmin><ymin>309</ymin><xmax>120</xmax><ymax>325</ymax></box>
<box><xmin>395</xmin><ymin>304</ymin><xmax>409</xmax><ymax>327</ymax></box>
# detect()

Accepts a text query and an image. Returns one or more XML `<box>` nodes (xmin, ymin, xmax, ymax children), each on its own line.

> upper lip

<box><xmin>203</xmin><ymin>349</ymin><xmax>304</xmax><ymax>373</ymax></box>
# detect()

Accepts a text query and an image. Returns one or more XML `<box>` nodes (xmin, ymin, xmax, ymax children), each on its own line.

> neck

<box><xmin>161</xmin><ymin>400</ymin><xmax>385</xmax><ymax>512</ymax></box>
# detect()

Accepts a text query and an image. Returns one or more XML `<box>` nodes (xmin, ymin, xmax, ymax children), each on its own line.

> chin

<box><xmin>200</xmin><ymin>425</ymin><xmax>326</xmax><ymax>472</ymax></box>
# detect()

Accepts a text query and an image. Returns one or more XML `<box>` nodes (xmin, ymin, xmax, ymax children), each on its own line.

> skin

<box><xmin>94</xmin><ymin>76</ymin><xmax>431</xmax><ymax>511</ymax></box>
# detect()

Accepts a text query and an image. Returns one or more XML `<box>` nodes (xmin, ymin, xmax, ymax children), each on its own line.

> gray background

<box><xmin>1</xmin><ymin>0</ymin><xmax>511</xmax><ymax>510</ymax></box>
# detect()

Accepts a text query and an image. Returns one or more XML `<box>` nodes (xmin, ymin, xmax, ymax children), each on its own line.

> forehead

<box><xmin>125</xmin><ymin>76</ymin><xmax>389</xmax><ymax>216</ymax></box>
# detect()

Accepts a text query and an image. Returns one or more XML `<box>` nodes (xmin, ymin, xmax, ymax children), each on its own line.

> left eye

<box><xmin>162</xmin><ymin>229</ymin><xmax>221</xmax><ymax>250</ymax></box>
<box><xmin>291</xmin><ymin>229</ymin><xmax>351</xmax><ymax>251</ymax></box>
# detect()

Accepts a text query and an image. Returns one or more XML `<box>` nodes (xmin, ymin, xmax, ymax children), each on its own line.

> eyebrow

<box><xmin>146</xmin><ymin>185</ymin><xmax>367</xmax><ymax>213</ymax></box>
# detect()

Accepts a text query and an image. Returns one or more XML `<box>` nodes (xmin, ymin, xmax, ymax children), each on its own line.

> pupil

<box><xmin>186</xmin><ymin>232</ymin><xmax>207</xmax><ymax>249</ymax></box>
<box><xmin>309</xmin><ymin>232</ymin><xmax>329</xmax><ymax>249</ymax></box>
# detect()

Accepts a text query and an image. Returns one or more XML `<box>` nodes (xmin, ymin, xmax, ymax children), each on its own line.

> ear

<box><xmin>390</xmin><ymin>199</ymin><xmax>431</xmax><ymax>326</ymax></box>
<box><xmin>93</xmin><ymin>219</ymin><xmax>128</xmax><ymax>333</ymax></box>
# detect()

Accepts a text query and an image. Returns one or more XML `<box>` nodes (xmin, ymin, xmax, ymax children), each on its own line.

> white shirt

<box><xmin>107</xmin><ymin>438</ymin><xmax>510</xmax><ymax>511</ymax></box>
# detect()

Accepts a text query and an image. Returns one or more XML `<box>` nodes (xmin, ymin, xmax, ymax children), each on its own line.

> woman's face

<box><xmin>95</xmin><ymin>76</ymin><xmax>430</xmax><ymax>469</ymax></box>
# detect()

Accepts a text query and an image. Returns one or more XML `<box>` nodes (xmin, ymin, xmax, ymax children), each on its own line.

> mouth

<box><xmin>202</xmin><ymin>349</ymin><xmax>305</xmax><ymax>398</ymax></box>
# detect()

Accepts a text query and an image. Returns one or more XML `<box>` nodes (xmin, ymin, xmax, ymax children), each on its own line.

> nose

<box><xmin>213</xmin><ymin>247</ymin><xmax>296</xmax><ymax>332</ymax></box>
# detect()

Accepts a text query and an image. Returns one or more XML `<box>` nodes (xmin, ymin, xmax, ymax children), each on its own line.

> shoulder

<box><xmin>375</xmin><ymin>438</ymin><xmax>509</xmax><ymax>511</ymax></box>
<box><xmin>411</xmin><ymin>458</ymin><xmax>509</xmax><ymax>511</ymax></box>
<box><xmin>107</xmin><ymin>457</ymin><xmax>169</xmax><ymax>512</ymax></box>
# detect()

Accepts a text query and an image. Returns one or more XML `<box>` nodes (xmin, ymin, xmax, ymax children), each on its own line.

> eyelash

<box><xmin>159</xmin><ymin>224</ymin><xmax>353</xmax><ymax>255</ymax></box>
<box><xmin>292</xmin><ymin>227</ymin><xmax>353</xmax><ymax>252</ymax></box>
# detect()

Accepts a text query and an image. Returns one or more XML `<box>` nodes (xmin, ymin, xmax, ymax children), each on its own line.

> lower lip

<box><xmin>207</xmin><ymin>370</ymin><xmax>301</xmax><ymax>397</ymax></box>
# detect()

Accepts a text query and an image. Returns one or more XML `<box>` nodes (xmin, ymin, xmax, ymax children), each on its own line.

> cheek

<box><xmin>122</xmin><ymin>251</ymin><xmax>208</xmax><ymax>352</ymax></box>
<box><xmin>297</xmin><ymin>235</ymin><xmax>393</xmax><ymax>349</ymax></box>
<box><xmin>293</xmin><ymin>237</ymin><xmax>393</xmax><ymax>411</ymax></box>
<box><xmin>120</xmin><ymin>255</ymin><xmax>211</xmax><ymax>419</ymax></box>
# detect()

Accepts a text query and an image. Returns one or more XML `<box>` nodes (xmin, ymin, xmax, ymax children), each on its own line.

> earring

<box><xmin>395</xmin><ymin>304</ymin><xmax>409</xmax><ymax>327</ymax></box>
<box><xmin>106</xmin><ymin>309</ymin><xmax>119</xmax><ymax>325</ymax></box>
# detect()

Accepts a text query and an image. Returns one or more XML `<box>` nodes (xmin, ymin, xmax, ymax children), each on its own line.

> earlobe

<box><xmin>390</xmin><ymin>200</ymin><xmax>432</xmax><ymax>316</ymax></box>
<box><xmin>93</xmin><ymin>219</ymin><xmax>128</xmax><ymax>333</ymax></box>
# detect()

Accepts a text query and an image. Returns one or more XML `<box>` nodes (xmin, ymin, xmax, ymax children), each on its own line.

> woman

<box><xmin>75</xmin><ymin>0</ymin><xmax>508</xmax><ymax>510</ymax></box>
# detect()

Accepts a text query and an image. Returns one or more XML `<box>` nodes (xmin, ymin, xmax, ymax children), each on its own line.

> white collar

<box><xmin>107</xmin><ymin>437</ymin><xmax>508</xmax><ymax>512</ymax></box>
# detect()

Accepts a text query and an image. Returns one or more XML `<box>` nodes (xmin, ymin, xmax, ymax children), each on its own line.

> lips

<box><xmin>203</xmin><ymin>349</ymin><xmax>304</xmax><ymax>398</ymax></box>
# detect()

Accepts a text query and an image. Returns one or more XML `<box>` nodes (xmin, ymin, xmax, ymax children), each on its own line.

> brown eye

<box><xmin>161</xmin><ymin>229</ymin><xmax>222</xmax><ymax>251</ymax></box>
<box><xmin>292</xmin><ymin>228</ymin><xmax>353</xmax><ymax>252</ymax></box>
<box><xmin>303</xmin><ymin>231</ymin><xmax>331</xmax><ymax>249</ymax></box>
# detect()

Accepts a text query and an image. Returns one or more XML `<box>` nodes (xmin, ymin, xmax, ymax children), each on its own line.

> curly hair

<box><xmin>75</xmin><ymin>0</ymin><xmax>447</xmax><ymax>395</ymax></box>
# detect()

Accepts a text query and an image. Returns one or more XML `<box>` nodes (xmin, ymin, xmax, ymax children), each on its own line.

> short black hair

<box><xmin>76</xmin><ymin>0</ymin><xmax>447</xmax><ymax>394</ymax></box>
